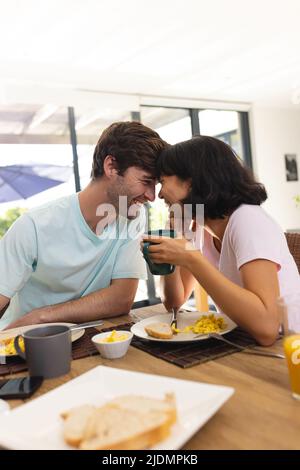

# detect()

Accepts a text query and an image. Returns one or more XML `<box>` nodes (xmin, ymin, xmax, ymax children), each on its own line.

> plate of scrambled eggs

<box><xmin>131</xmin><ymin>311</ymin><xmax>236</xmax><ymax>343</ymax></box>
<box><xmin>0</xmin><ymin>323</ymin><xmax>85</xmax><ymax>358</ymax></box>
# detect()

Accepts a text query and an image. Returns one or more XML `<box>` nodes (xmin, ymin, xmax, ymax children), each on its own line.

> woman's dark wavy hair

<box><xmin>157</xmin><ymin>135</ymin><xmax>267</xmax><ymax>219</ymax></box>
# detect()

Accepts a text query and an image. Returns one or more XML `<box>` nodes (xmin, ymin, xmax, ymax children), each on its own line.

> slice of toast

<box><xmin>145</xmin><ymin>322</ymin><xmax>173</xmax><ymax>339</ymax></box>
<box><xmin>61</xmin><ymin>393</ymin><xmax>177</xmax><ymax>450</ymax></box>
<box><xmin>80</xmin><ymin>404</ymin><xmax>171</xmax><ymax>450</ymax></box>
<box><xmin>61</xmin><ymin>405</ymin><xmax>95</xmax><ymax>447</ymax></box>
<box><xmin>109</xmin><ymin>393</ymin><xmax>177</xmax><ymax>425</ymax></box>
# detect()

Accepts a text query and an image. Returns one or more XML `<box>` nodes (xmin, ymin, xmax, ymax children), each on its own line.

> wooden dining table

<box><xmin>5</xmin><ymin>303</ymin><xmax>300</xmax><ymax>450</ymax></box>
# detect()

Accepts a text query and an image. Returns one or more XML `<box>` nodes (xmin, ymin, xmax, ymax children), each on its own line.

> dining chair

<box><xmin>285</xmin><ymin>232</ymin><xmax>300</xmax><ymax>273</ymax></box>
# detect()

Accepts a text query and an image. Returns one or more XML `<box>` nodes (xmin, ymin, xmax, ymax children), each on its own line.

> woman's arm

<box><xmin>185</xmin><ymin>252</ymin><xmax>280</xmax><ymax>345</ymax></box>
<box><xmin>144</xmin><ymin>236</ymin><xmax>280</xmax><ymax>345</ymax></box>
<box><xmin>159</xmin><ymin>214</ymin><xmax>197</xmax><ymax>311</ymax></box>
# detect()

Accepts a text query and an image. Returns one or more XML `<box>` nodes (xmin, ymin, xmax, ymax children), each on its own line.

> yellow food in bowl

<box><xmin>172</xmin><ymin>314</ymin><xmax>227</xmax><ymax>335</ymax></box>
<box><xmin>0</xmin><ymin>336</ymin><xmax>25</xmax><ymax>356</ymax></box>
<box><xmin>99</xmin><ymin>330</ymin><xmax>129</xmax><ymax>343</ymax></box>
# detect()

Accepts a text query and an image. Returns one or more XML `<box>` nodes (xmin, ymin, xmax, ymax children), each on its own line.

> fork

<box><xmin>198</xmin><ymin>332</ymin><xmax>285</xmax><ymax>359</ymax></box>
<box><xmin>69</xmin><ymin>320</ymin><xmax>104</xmax><ymax>331</ymax></box>
<box><xmin>170</xmin><ymin>307</ymin><xmax>180</xmax><ymax>329</ymax></box>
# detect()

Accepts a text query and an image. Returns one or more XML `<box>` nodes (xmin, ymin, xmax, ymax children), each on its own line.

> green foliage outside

<box><xmin>0</xmin><ymin>207</ymin><xmax>27</xmax><ymax>238</ymax></box>
<box><xmin>295</xmin><ymin>195</ymin><xmax>300</xmax><ymax>207</ymax></box>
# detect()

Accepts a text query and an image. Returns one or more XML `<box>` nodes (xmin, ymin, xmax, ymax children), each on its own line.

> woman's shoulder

<box><xmin>230</xmin><ymin>204</ymin><xmax>278</xmax><ymax>226</ymax></box>
<box><xmin>227</xmin><ymin>204</ymin><xmax>285</xmax><ymax>241</ymax></box>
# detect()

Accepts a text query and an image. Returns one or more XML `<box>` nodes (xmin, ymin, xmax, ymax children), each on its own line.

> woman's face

<box><xmin>158</xmin><ymin>175</ymin><xmax>191</xmax><ymax>207</ymax></box>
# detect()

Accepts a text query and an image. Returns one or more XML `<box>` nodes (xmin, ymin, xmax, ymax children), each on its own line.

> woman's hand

<box><xmin>141</xmin><ymin>235</ymin><xmax>198</xmax><ymax>268</ymax></box>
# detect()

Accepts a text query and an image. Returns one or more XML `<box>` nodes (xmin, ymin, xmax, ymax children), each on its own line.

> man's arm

<box><xmin>5</xmin><ymin>278</ymin><xmax>138</xmax><ymax>329</ymax></box>
<box><xmin>0</xmin><ymin>293</ymin><xmax>10</xmax><ymax>319</ymax></box>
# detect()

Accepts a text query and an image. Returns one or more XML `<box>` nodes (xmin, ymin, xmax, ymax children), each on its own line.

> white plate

<box><xmin>131</xmin><ymin>311</ymin><xmax>237</xmax><ymax>343</ymax></box>
<box><xmin>0</xmin><ymin>365</ymin><xmax>234</xmax><ymax>450</ymax></box>
<box><xmin>0</xmin><ymin>323</ymin><xmax>85</xmax><ymax>358</ymax></box>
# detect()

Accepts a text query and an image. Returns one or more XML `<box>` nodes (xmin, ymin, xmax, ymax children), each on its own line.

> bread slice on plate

<box><xmin>61</xmin><ymin>405</ymin><xmax>95</xmax><ymax>447</ymax></box>
<box><xmin>109</xmin><ymin>393</ymin><xmax>177</xmax><ymax>425</ymax></box>
<box><xmin>80</xmin><ymin>405</ymin><xmax>171</xmax><ymax>450</ymax></box>
<box><xmin>61</xmin><ymin>393</ymin><xmax>177</xmax><ymax>450</ymax></box>
<box><xmin>144</xmin><ymin>322</ymin><xmax>173</xmax><ymax>339</ymax></box>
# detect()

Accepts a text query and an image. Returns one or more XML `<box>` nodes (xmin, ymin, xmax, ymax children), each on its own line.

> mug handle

<box><xmin>142</xmin><ymin>242</ymin><xmax>150</xmax><ymax>258</ymax></box>
<box><xmin>14</xmin><ymin>335</ymin><xmax>26</xmax><ymax>359</ymax></box>
<box><xmin>169</xmin><ymin>264</ymin><xmax>176</xmax><ymax>274</ymax></box>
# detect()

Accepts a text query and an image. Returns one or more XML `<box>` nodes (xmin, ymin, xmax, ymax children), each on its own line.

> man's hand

<box><xmin>4</xmin><ymin>308</ymin><xmax>46</xmax><ymax>330</ymax></box>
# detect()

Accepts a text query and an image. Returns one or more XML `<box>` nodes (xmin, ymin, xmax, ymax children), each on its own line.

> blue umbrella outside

<box><xmin>0</xmin><ymin>164</ymin><xmax>73</xmax><ymax>203</ymax></box>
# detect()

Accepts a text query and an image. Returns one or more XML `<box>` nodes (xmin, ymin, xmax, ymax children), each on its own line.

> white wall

<box><xmin>250</xmin><ymin>106</ymin><xmax>300</xmax><ymax>231</ymax></box>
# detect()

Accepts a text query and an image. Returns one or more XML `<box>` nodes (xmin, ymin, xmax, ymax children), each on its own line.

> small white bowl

<box><xmin>91</xmin><ymin>330</ymin><xmax>133</xmax><ymax>359</ymax></box>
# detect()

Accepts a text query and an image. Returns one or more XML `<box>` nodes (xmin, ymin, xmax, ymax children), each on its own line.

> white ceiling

<box><xmin>0</xmin><ymin>0</ymin><xmax>299</xmax><ymax>142</ymax></box>
<box><xmin>0</xmin><ymin>0</ymin><xmax>299</xmax><ymax>109</ymax></box>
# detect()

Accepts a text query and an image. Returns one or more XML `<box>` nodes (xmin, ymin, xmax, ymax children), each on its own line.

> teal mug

<box><xmin>143</xmin><ymin>229</ymin><xmax>176</xmax><ymax>275</ymax></box>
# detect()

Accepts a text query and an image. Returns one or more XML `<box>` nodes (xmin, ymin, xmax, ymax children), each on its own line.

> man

<box><xmin>0</xmin><ymin>121</ymin><xmax>168</xmax><ymax>330</ymax></box>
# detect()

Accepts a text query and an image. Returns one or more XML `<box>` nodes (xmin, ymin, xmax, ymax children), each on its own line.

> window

<box><xmin>0</xmin><ymin>104</ymin><xmax>73</xmax><ymax>215</ymax></box>
<box><xmin>198</xmin><ymin>109</ymin><xmax>243</xmax><ymax>159</ymax></box>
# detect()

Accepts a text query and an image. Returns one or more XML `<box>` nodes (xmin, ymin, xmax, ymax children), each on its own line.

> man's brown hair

<box><xmin>91</xmin><ymin>121</ymin><xmax>169</xmax><ymax>179</ymax></box>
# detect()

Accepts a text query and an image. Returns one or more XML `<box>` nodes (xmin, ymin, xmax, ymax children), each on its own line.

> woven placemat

<box><xmin>130</xmin><ymin>326</ymin><xmax>258</xmax><ymax>368</ymax></box>
<box><xmin>0</xmin><ymin>323</ymin><xmax>258</xmax><ymax>375</ymax></box>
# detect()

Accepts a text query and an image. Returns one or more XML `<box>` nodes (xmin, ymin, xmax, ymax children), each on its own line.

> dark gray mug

<box><xmin>14</xmin><ymin>325</ymin><xmax>72</xmax><ymax>379</ymax></box>
<box><xmin>143</xmin><ymin>229</ymin><xmax>176</xmax><ymax>275</ymax></box>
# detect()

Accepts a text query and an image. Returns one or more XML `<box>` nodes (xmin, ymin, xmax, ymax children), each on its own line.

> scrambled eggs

<box><xmin>100</xmin><ymin>330</ymin><xmax>129</xmax><ymax>343</ymax></box>
<box><xmin>172</xmin><ymin>314</ymin><xmax>227</xmax><ymax>335</ymax></box>
<box><xmin>0</xmin><ymin>336</ymin><xmax>25</xmax><ymax>356</ymax></box>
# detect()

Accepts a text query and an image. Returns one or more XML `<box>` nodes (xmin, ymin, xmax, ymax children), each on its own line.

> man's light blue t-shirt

<box><xmin>0</xmin><ymin>194</ymin><xmax>147</xmax><ymax>330</ymax></box>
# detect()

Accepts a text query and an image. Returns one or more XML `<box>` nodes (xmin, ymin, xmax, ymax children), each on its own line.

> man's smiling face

<box><xmin>108</xmin><ymin>166</ymin><xmax>156</xmax><ymax>219</ymax></box>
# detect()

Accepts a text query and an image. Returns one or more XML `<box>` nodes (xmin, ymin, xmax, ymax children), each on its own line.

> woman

<box><xmin>143</xmin><ymin>136</ymin><xmax>300</xmax><ymax>346</ymax></box>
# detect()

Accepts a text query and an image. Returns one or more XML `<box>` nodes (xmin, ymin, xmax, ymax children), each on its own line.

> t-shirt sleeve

<box><xmin>111</xmin><ymin>237</ymin><xmax>147</xmax><ymax>280</ymax></box>
<box><xmin>229</xmin><ymin>207</ymin><xmax>283</xmax><ymax>271</ymax></box>
<box><xmin>0</xmin><ymin>214</ymin><xmax>38</xmax><ymax>298</ymax></box>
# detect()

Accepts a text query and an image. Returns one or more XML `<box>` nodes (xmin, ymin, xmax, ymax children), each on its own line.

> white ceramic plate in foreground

<box><xmin>131</xmin><ymin>311</ymin><xmax>237</xmax><ymax>343</ymax></box>
<box><xmin>0</xmin><ymin>322</ymin><xmax>85</xmax><ymax>358</ymax></box>
<box><xmin>0</xmin><ymin>365</ymin><xmax>234</xmax><ymax>450</ymax></box>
